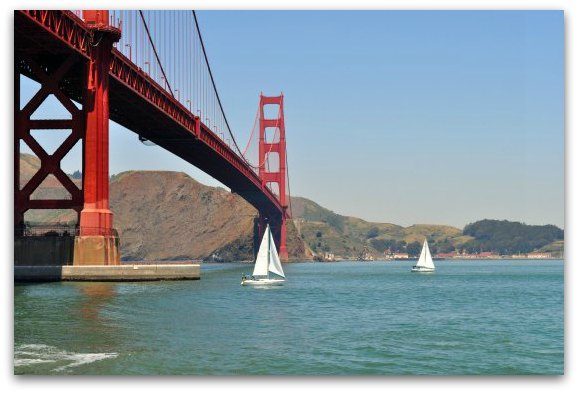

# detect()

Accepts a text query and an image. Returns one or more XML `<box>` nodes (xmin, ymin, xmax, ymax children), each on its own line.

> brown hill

<box><xmin>111</xmin><ymin>170</ymin><xmax>257</xmax><ymax>260</ymax></box>
<box><xmin>18</xmin><ymin>153</ymin><xmax>307</xmax><ymax>261</ymax></box>
<box><xmin>111</xmin><ymin>171</ymin><xmax>309</xmax><ymax>261</ymax></box>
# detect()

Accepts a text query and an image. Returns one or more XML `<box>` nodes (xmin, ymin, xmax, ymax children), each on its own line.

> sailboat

<box><xmin>241</xmin><ymin>224</ymin><xmax>285</xmax><ymax>286</ymax></box>
<box><xmin>411</xmin><ymin>239</ymin><xmax>435</xmax><ymax>272</ymax></box>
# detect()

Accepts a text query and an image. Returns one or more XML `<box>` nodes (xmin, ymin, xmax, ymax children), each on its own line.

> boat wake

<box><xmin>14</xmin><ymin>344</ymin><xmax>118</xmax><ymax>373</ymax></box>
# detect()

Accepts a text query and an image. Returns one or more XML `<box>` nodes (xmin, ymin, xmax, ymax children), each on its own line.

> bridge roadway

<box><xmin>15</xmin><ymin>10</ymin><xmax>284</xmax><ymax>222</ymax></box>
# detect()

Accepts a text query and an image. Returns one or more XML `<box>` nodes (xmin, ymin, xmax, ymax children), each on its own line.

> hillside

<box><xmin>111</xmin><ymin>170</ymin><xmax>256</xmax><ymax>261</ymax></box>
<box><xmin>18</xmin><ymin>153</ymin><xmax>563</xmax><ymax>260</ymax></box>
<box><xmin>291</xmin><ymin>196</ymin><xmax>468</xmax><ymax>258</ymax></box>
<box><xmin>462</xmin><ymin>219</ymin><xmax>564</xmax><ymax>255</ymax></box>
<box><xmin>19</xmin><ymin>154</ymin><xmax>307</xmax><ymax>261</ymax></box>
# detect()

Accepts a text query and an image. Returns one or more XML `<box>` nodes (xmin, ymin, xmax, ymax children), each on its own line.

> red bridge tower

<box><xmin>258</xmin><ymin>94</ymin><xmax>289</xmax><ymax>260</ymax></box>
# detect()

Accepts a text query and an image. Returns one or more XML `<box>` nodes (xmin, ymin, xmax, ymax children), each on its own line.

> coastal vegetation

<box><xmin>461</xmin><ymin>219</ymin><xmax>564</xmax><ymax>255</ymax></box>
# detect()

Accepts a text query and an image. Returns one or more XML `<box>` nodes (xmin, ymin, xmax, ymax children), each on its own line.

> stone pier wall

<box><xmin>15</xmin><ymin>236</ymin><xmax>120</xmax><ymax>266</ymax></box>
<box><xmin>15</xmin><ymin>236</ymin><xmax>75</xmax><ymax>266</ymax></box>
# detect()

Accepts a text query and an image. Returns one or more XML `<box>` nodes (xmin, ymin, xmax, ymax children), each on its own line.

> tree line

<box><xmin>460</xmin><ymin>219</ymin><xmax>563</xmax><ymax>254</ymax></box>
<box><xmin>366</xmin><ymin>220</ymin><xmax>563</xmax><ymax>256</ymax></box>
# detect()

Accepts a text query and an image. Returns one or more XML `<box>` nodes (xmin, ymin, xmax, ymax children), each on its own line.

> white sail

<box><xmin>252</xmin><ymin>225</ymin><xmax>270</xmax><ymax>276</ymax></box>
<box><xmin>268</xmin><ymin>234</ymin><xmax>285</xmax><ymax>278</ymax></box>
<box><xmin>415</xmin><ymin>239</ymin><xmax>435</xmax><ymax>269</ymax></box>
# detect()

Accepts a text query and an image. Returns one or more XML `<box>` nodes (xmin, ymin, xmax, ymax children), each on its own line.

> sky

<box><xmin>21</xmin><ymin>10</ymin><xmax>564</xmax><ymax>228</ymax></box>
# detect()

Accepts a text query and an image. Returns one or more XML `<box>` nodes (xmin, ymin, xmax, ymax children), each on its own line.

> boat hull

<box><xmin>241</xmin><ymin>278</ymin><xmax>285</xmax><ymax>286</ymax></box>
<box><xmin>411</xmin><ymin>266</ymin><xmax>435</xmax><ymax>273</ymax></box>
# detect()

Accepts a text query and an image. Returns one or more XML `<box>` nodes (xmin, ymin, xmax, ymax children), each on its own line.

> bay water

<box><xmin>14</xmin><ymin>260</ymin><xmax>564</xmax><ymax>375</ymax></box>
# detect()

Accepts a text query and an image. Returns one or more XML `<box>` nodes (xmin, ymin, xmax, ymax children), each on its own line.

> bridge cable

<box><xmin>286</xmin><ymin>154</ymin><xmax>293</xmax><ymax>217</ymax></box>
<box><xmin>192</xmin><ymin>10</ymin><xmax>289</xmax><ymax>207</ymax></box>
<box><xmin>192</xmin><ymin>12</ymin><xmax>240</xmax><ymax>151</ymax></box>
<box><xmin>139</xmin><ymin>10</ymin><xmax>175</xmax><ymax>98</ymax></box>
<box><xmin>192</xmin><ymin>10</ymin><xmax>264</xmax><ymax>171</ymax></box>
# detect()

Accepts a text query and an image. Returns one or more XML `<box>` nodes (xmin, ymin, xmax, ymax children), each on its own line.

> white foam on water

<box><xmin>15</xmin><ymin>344</ymin><xmax>118</xmax><ymax>373</ymax></box>
<box><xmin>53</xmin><ymin>352</ymin><xmax>118</xmax><ymax>372</ymax></box>
<box><xmin>14</xmin><ymin>358</ymin><xmax>56</xmax><ymax>367</ymax></box>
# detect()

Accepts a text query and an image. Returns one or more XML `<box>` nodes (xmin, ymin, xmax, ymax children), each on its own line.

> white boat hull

<box><xmin>241</xmin><ymin>278</ymin><xmax>285</xmax><ymax>286</ymax></box>
<box><xmin>411</xmin><ymin>266</ymin><xmax>435</xmax><ymax>273</ymax></box>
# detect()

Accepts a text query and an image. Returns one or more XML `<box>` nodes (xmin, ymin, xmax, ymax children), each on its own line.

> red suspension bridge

<box><xmin>14</xmin><ymin>10</ymin><xmax>292</xmax><ymax>263</ymax></box>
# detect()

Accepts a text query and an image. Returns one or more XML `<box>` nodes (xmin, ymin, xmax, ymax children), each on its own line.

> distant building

<box><xmin>478</xmin><ymin>251</ymin><xmax>500</xmax><ymax>259</ymax></box>
<box><xmin>383</xmin><ymin>252</ymin><xmax>395</xmax><ymax>260</ymax></box>
<box><xmin>527</xmin><ymin>252</ymin><xmax>552</xmax><ymax>259</ymax></box>
<box><xmin>393</xmin><ymin>253</ymin><xmax>409</xmax><ymax>259</ymax></box>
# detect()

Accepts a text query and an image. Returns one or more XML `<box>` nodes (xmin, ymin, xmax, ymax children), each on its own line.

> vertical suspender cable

<box><xmin>138</xmin><ymin>10</ymin><xmax>174</xmax><ymax>97</ymax></box>
<box><xmin>192</xmin><ymin>10</ymin><xmax>252</xmax><ymax>162</ymax></box>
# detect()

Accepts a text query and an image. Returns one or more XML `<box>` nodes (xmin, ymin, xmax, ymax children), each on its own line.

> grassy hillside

<box><xmin>538</xmin><ymin>240</ymin><xmax>564</xmax><ymax>256</ymax></box>
<box><xmin>289</xmin><ymin>197</ymin><xmax>467</xmax><ymax>258</ymax></box>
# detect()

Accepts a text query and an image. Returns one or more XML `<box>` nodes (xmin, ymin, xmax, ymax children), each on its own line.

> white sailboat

<box><xmin>411</xmin><ymin>239</ymin><xmax>435</xmax><ymax>272</ymax></box>
<box><xmin>241</xmin><ymin>224</ymin><xmax>285</xmax><ymax>286</ymax></box>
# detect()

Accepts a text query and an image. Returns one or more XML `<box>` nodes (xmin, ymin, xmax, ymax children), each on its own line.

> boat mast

<box><xmin>267</xmin><ymin>224</ymin><xmax>271</xmax><ymax>279</ymax></box>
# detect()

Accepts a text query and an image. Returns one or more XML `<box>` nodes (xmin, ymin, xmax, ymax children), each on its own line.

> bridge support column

<box><xmin>279</xmin><ymin>218</ymin><xmax>288</xmax><ymax>260</ymax></box>
<box><xmin>75</xmin><ymin>11</ymin><xmax>121</xmax><ymax>266</ymax></box>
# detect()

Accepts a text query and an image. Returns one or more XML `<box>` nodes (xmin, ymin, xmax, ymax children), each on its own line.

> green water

<box><xmin>14</xmin><ymin>260</ymin><xmax>564</xmax><ymax>375</ymax></box>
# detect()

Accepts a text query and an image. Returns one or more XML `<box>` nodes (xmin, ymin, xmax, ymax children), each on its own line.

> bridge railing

<box><xmin>15</xmin><ymin>224</ymin><xmax>119</xmax><ymax>238</ymax></box>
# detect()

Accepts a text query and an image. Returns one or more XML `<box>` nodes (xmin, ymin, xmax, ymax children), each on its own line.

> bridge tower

<box><xmin>258</xmin><ymin>94</ymin><xmax>289</xmax><ymax>260</ymax></box>
<box><xmin>14</xmin><ymin>10</ymin><xmax>121</xmax><ymax>266</ymax></box>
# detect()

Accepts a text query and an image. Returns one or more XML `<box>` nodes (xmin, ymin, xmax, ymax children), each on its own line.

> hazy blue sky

<box><xmin>21</xmin><ymin>10</ymin><xmax>564</xmax><ymax>228</ymax></box>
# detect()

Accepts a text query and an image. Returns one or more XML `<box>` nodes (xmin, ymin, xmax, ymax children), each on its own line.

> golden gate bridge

<box><xmin>14</xmin><ymin>10</ymin><xmax>291</xmax><ymax>264</ymax></box>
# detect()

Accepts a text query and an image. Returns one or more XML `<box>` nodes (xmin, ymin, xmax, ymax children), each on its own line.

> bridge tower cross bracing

<box><xmin>14</xmin><ymin>56</ymin><xmax>85</xmax><ymax>227</ymax></box>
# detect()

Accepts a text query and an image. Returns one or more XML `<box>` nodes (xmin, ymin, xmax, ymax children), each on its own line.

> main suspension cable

<box><xmin>139</xmin><ymin>10</ymin><xmax>174</xmax><ymax>98</ymax></box>
<box><xmin>192</xmin><ymin>10</ymin><xmax>248</xmax><ymax>164</ymax></box>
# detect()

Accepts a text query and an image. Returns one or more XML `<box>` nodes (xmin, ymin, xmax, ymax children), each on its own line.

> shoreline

<box><xmin>119</xmin><ymin>257</ymin><xmax>563</xmax><ymax>265</ymax></box>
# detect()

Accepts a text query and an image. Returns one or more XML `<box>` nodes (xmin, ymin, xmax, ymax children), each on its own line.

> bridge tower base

<box><xmin>73</xmin><ymin>236</ymin><xmax>120</xmax><ymax>266</ymax></box>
